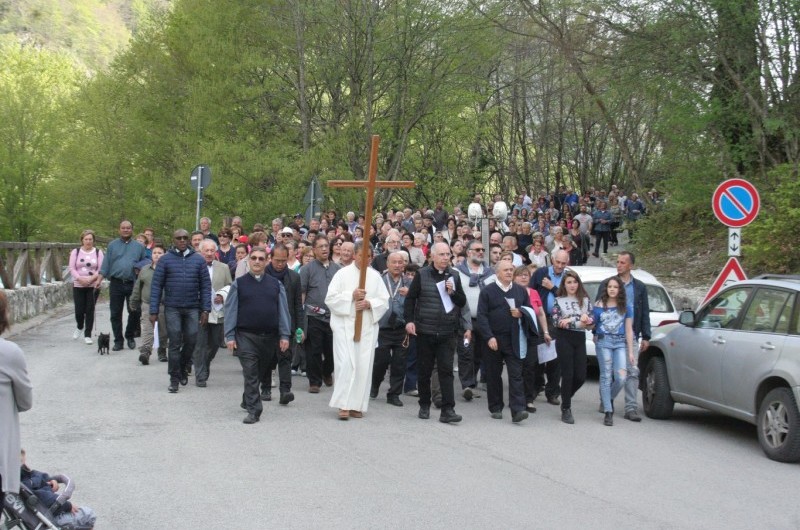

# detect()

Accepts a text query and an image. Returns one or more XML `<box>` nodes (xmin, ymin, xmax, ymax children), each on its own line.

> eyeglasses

<box><xmin>175</xmin><ymin>236</ymin><xmax>189</xmax><ymax>240</ymax></box>
<box><xmin>249</xmin><ymin>256</ymin><xmax>267</xmax><ymax>262</ymax></box>
<box><xmin>471</xmin><ymin>248</ymin><xmax>485</xmax><ymax>252</ymax></box>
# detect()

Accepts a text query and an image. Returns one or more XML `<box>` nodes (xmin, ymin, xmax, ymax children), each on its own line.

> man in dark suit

<box><xmin>476</xmin><ymin>260</ymin><xmax>532</xmax><ymax>423</ymax></box>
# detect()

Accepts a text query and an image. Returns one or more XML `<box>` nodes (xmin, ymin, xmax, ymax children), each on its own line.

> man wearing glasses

<box><xmin>224</xmin><ymin>246</ymin><xmax>291</xmax><ymax>424</ymax></box>
<box><xmin>454</xmin><ymin>239</ymin><xmax>496</xmax><ymax>401</ymax></box>
<box><xmin>404</xmin><ymin>242</ymin><xmax>468</xmax><ymax>423</ymax></box>
<box><xmin>150</xmin><ymin>229</ymin><xmax>212</xmax><ymax>394</ymax></box>
<box><xmin>370</xmin><ymin>229</ymin><xmax>408</xmax><ymax>274</ymax></box>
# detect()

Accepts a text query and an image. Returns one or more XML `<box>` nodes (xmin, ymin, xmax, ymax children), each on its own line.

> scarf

<box><xmin>266</xmin><ymin>263</ymin><xmax>288</xmax><ymax>282</ymax></box>
<box><xmin>455</xmin><ymin>260</ymin><xmax>494</xmax><ymax>288</ymax></box>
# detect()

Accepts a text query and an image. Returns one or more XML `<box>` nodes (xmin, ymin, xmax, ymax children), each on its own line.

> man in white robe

<box><xmin>325</xmin><ymin>241</ymin><xmax>390</xmax><ymax>419</ymax></box>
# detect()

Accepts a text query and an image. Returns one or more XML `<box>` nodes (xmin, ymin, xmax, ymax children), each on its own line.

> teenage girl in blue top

<box><xmin>592</xmin><ymin>276</ymin><xmax>635</xmax><ymax>426</ymax></box>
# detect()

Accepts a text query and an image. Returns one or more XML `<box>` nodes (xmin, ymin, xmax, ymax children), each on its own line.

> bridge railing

<box><xmin>0</xmin><ymin>242</ymin><xmax>77</xmax><ymax>289</ymax></box>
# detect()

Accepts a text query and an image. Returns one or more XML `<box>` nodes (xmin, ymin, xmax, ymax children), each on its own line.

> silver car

<box><xmin>642</xmin><ymin>275</ymin><xmax>800</xmax><ymax>463</ymax></box>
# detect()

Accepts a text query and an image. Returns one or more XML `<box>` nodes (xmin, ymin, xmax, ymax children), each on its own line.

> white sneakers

<box><xmin>73</xmin><ymin>329</ymin><xmax>81</xmax><ymax>340</ymax></box>
<box><xmin>84</xmin><ymin>337</ymin><xmax>93</xmax><ymax>345</ymax></box>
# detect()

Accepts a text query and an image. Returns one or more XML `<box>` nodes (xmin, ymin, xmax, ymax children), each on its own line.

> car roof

<box><xmin>567</xmin><ymin>265</ymin><xmax>663</xmax><ymax>287</ymax></box>
<box><xmin>725</xmin><ymin>278</ymin><xmax>800</xmax><ymax>292</ymax></box>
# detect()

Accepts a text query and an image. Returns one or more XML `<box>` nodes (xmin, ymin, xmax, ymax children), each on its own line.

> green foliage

<box><xmin>744</xmin><ymin>165</ymin><xmax>800</xmax><ymax>274</ymax></box>
<box><xmin>0</xmin><ymin>41</ymin><xmax>81</xmax><ymax>241</ymax></box>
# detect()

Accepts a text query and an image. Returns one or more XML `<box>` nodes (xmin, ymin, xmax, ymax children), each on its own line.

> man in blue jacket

<box><xmin>150</xmin><ymin>229</ymin><xmax>211</xmax><ymax>394</ymax></box>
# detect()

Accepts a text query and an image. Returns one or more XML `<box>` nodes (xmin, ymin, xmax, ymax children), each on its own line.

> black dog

<box><xmin>97</xmin><ymin>333</ymin><xmax>110</xmax><ymax>355</ymax></box>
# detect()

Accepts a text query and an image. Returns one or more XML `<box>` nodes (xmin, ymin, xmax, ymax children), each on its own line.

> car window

<box><xmin>741</xmin><ymin>289</ymin><xmax>795</xmax><ymax>333</ymax></box>
<box><xmin>697</xmin><ymin>287</ymin><xmax>752</xmax><ymax>329</ymax></box>
<box><xmin>645</xmin><ymin>285</ymin><xmax>674</xmax><ymax>313</ymax></box>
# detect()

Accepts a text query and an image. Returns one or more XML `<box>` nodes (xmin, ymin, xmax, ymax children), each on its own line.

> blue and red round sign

<box><xmin>712</xmin><ymin>178</ymin><xmax>760</xmax><ymax>228</ymax></box>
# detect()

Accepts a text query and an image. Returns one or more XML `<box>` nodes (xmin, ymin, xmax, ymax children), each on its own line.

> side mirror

<box><xmin>679</xmin><ymin>311</ymin><xmax>696</xmax><ymax>327</ymax></box>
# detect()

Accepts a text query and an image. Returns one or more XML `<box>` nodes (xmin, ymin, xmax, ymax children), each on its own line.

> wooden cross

<box><xmin>328</xmin><ymin>135</ymin><xmax>416</xmax><ymax>341</ymax></box>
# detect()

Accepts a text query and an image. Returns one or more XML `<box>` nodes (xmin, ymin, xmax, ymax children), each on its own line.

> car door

<box><xmin>721</xmin><ymin>288</ymin><xmax>794</xmax><ymax>417</ymax></box>
<box><xmin>670</xmin><ymin>287</ymin><xmax>752</xmax><ymax>405</ymax></box>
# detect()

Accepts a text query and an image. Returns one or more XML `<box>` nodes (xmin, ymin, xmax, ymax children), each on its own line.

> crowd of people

<box><xmin>1</xmin><ymin>186</ymin><xmax>653</xmax><ymax>520</ymax></box>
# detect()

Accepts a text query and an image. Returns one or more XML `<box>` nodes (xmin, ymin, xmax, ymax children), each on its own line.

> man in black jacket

<box><xmin>404</xmin><ymin>242</ymin><xmax>467</xmax><ymax>423</ymax></box>
<box><xmin>263</xmin><ymin>244</ymin><xmax>303</xmax><ymax>405</ymax></box>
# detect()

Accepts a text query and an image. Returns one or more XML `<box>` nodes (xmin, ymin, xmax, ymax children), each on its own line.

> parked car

<box><xmin>641</xmin><ymin>275</ymin><xmax>800</xmax><ymax>462</ymax></box>
<box><xmin>568</xmin><ymin>266</ymin><xmax>680</xmax><ymax>362</ymax></box>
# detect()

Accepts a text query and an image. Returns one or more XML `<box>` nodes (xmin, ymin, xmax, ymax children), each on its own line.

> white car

<box><xmin>566</xmin><ymin>266</ymin><xmax>680</xmax><ymax>361</ymax></box>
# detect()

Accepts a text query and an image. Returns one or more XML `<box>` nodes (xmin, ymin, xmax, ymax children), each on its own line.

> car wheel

<box><xmin>643</xmin><ymin>356</ymin><xmax>674</xmax><ymax>419</ymax></box>
<box><xmin>757</xmin><ymin>388</ymin><xmax>800</xmax><ymax>463</ymax></box>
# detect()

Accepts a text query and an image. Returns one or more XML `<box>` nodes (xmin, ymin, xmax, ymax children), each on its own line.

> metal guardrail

<box><xmin>0</xmin><ymin>242</ymin><xmax>76</xmax><ymax>289</ymax></box>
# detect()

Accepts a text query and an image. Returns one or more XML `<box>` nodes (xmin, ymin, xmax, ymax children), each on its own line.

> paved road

<box><xmin>8</xmin><ymin>300</ymin><xmax>799</xmax><ymax>530</ymax></box>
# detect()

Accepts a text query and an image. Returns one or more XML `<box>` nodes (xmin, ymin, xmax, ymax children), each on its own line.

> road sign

<box><xmin>712</xmin><ymin>178</ymin><xmax>759</xmax><ymax>227</ymax></box>
<box><xmin>190</xmin><ymin>165</ymin><xmax>211</xmax><ymax>191</ymax></box>
<box><xmin>702</xmin><ymin>257</ymin><xmax>748</xmax><ymax>305</ymax></box>
<box><xmin>728</xmin><ymin>228</ymin><xmax>741</xmax><ymax>256</ymax></box>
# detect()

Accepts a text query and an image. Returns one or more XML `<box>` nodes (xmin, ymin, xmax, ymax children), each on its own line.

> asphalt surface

<box><xmin>6</xmin><ymin>297</ymin><xmax>799</xmax><ymax>530</ymax></box>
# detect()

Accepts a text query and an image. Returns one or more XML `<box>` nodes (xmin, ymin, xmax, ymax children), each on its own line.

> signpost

<box><xmin>190</xmin><ymin>165</ymin><xmax>211</xmax><ymax>231</ymax></box>
<box><xmin>703</xmin><ymin>178</ymin><xmax>759</xmax><ymax>304</ymax></box>
<box><xmin>728</xmin><ymin>228</ymin><xmax>741</xmax><ymax>257</ymax></box>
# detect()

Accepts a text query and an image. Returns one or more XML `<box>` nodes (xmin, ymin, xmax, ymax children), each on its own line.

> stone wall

<box><xmin>3</xmin><ymin>282</ymin><xmax>74</xmax><ymax>323</ymax></box>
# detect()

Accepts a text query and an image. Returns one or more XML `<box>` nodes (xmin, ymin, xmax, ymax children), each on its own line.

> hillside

<box><xmin>0</xmin><ymin>0</ymin><xmax>169</xmax><ymax>70</ymax></box>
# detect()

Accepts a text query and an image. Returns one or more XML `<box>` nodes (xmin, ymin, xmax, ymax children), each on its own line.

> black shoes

<box><xmin>526</xmin><ymin>402</ymin><xmax>537</xmax><ymax>413</ymax></box>
<box><xmin>604</xmin><ymin>412</ymin><xmax>614</xmax><ymax>426</ymax></box>
<box><xmin>386</xmin><ymin>395</ymin><xmax>403</xmax><ymax>407</ymax></box>
<box><xmin>463</xmin><ymin>387</ymin><xmax>474</xmax><ymax>401</ymax></box>
<box><xmin>279</xmin><ymin>392</ymin><xmax>295</xmax><ymax>405</ymax></box>
<box><xmin>138</xmin><ymin>352</ymin><xmax>150</xmax><ymax>365</ymax></box>
<box><xmin>243</xmin><ymin>414</ymin><xmax>260</xmax><ymax>424</ymax></box>
<box><xmin>168</xmin><ymin>383</ymin><xmax>178</xmax><ymax>393</ymax></box>
<box><xmin>561</xmin><ymin>408</ymin><xmax>575</xmax><ymax>424</ymax></box>
<box><xmin>512</xmin><ymin>410</ymin><xmax>529</xmax><ymax>423</ymax></box>
<box><xmin>547</xmin><ymin>396</ymin><xmax>561</xmax><ymax>406</ymax></box>
<box><xmin>369</xmin><ymin>387</ymin><xmax>378</xmax><ymax>399</ymax></box>
<box><xmin>127</xmin><ymin>339</ymin><xmax>136</xmax><ymax>350</ymax></box>
<box><xmin>196</xmin><ymin>381</ymin><xmax>207</xmax><ymax>388</ymax></box>
<box><xmin>439</xmin><ymin>409</ymin><xmax>462</xmax><ymax>424</ymax></box>
<box><xmin>624</xmin><ymin>411</ymin><xmax>642</xmax><ymax>422</ymax></box>
<box><xmin>261</xmin><ymin>390</ymin><xmax>272</xmax><ymax>401</ymax></box>
<box><xmin>490</xmin><ymin>411</ymin><xmax>503</xmax><ymax>420</ymax></box>
<box><xmin>157</xmin><ymin>348</ymin><xmax>167</xmax><ymax>362</ymax></box>
<box><xmin>418</xmin><ymin>405</ymin><xmax>430</xmax><ymax>419</ymax></box>
<box><xmin>112</xmin><ymin>343</ymin><xmax>123</xmax><ymax>352</ymax></box>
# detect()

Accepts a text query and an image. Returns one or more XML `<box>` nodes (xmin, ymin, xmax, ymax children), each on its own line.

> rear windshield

<box><xmin>584</xmin><ymin>282</ymin><xmax>675</xmax><ymax>314</ymax></box>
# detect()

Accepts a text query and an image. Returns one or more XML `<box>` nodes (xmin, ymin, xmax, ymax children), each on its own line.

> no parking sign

<box><xmin>712</xmin><ymin>178</ymin><xmax>760</xmax><ymax>227</ymax></box>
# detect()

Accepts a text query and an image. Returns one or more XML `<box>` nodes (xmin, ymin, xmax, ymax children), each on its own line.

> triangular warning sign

<box><xmin>702</xmin><ymin>257</ymin><xmax>748</xmax><ymax>306</ymax></box>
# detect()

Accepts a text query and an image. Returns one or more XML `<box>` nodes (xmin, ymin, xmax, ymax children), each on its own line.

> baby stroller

<box><xmin>1</xmin><ymin>474</ymin><xmax>74</xmax><ymax>530</ymax></box>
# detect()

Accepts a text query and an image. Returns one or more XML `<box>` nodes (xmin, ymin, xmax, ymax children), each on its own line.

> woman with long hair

<box><xmin>551</xmin><ymin>270</ymin><xmax>594</xmax><ymax>424</ymax></box>
<box><xmin>592</xmin><ymin>276</ymin><xmax>635</xmax><ymax>426</ymax></box>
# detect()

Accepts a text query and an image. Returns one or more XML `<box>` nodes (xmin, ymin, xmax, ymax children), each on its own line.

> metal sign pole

<box><xmin>195</xmin><ymin>166</ymin><xmax>203</xmax><ymax>231</ymax></box>
<box><xmin>481</xmin><ymin>217</ymin><xmax>490</xmax><ymax>267</ymax></box>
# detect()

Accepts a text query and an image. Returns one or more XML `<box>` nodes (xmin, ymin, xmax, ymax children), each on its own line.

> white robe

<box><xmin>325</xmin><ymin>264</ymin><xmax>390</xmax><ymax>412</ymax></box>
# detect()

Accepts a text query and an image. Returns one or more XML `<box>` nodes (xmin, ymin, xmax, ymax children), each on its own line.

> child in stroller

<box><xmin>1</xmin><ymin>449</ymin><xmax>95</xmax><ymax>530</ymax></box>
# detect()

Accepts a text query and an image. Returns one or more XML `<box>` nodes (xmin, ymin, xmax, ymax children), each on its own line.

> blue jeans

<box><xmin>625</xmin><ymin>339</ymin><xmax>641</xmax><ymax>412</ymax></box>
<box><xmin>164</xmin><ymin>307</ymin><xmax>199</xmax><ymax>384</ymax></box>
<box><xmin>597</xmin><ymin>335</ymin><xmax>628</xmax><ymax>413</ymax></box>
